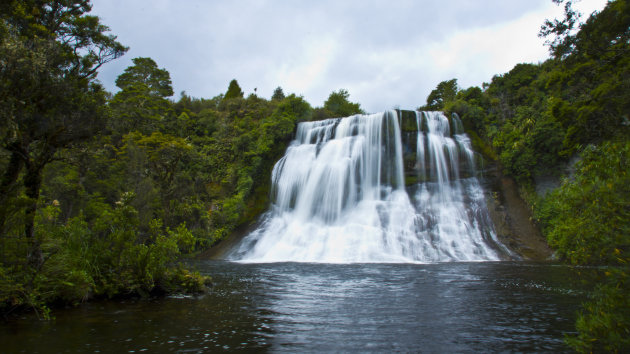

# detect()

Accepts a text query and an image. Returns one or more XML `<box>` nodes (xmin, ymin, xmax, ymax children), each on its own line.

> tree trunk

<box><xmin>0</xmin><ymin>149</ymin><xmax>25</xmax><ymax>235</ymax></box>
<box><xmin>24</xmin><ymin>162</ymin><xmax>44</xmax><ymax>270</ymax></box>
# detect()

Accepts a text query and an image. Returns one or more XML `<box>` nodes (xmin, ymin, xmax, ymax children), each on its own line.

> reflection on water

<box><xmin>2</xmin><ymin>262</ymin><xmax>589</xmax><ymax>353</ymax></box>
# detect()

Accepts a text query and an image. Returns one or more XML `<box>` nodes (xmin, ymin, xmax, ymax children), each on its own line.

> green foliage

<box><xmin>445</xmin><ymin>1</ymin><xmax>629</xmax><ymax>182</ymax></box>
<box><xmin>0</xmin><ymin>1</ymin><xmax>128</xmax><ymax>75</ymax></box>
<box><xmin>109</xmin><ymin>58</ymin><xmax>175</xmax><ymax>137</ymax></box>
<box><xmin>1</xmin><ymin>0</ymin><xmax>313</xmax><ymax>319</ymax></box>
<box><xmin>0</xmin><ymin>0</ymin><xmax>127</xmax><ymax>270</ymax></box>
<box><xmin>0</xmin><ymin>2</ymin><xmax>218</xmax><ymax>317</ymax></box>
<box><xmin>439</xmin><ymin>4</ymin><xmax>630</xmax><ymax>349</ymax></box>
<box><xmin>535</xmin><ymin>141</ymin><xmax>630</xmax><ymax>266</ymax></box>
<box><xmin>421</xmin><ymin>78</ymin><xmax>458</xmax><ymax>111</ymax></box>
<box><xmin>532</xmin><ymin>141</ymin><xmax>630</xmax><ymax>353</ymax></box>
<box><xmin>224</xmin><ymin>79</ymin><xmax>244</xmax><ymax>100</ymax></box>
<box><xmin>202</xmin><ymin>94</ymin><xmax>312</xmax><ymax>240</ymax></box>
<box><xmin>174</xmin><ymin>91</ymin><xmax>222</xmax><ymax>116</ymax></box>
<box><xmin>565</xmin><ymin>268</ymin><xmax>630</xmax><ymax>353</ymax></box>
<box><xmin>1</xmin><ymin>194</ymin><xmax>211</xmax><ymax>317</ymax></box>
<box><xmin>115</xmin><ymin>57</ymin><xmax>173</xmax><ymax>97</ymax></box>
<box><xmin>124</xmin><ymin>131</ymin><xmax>192</xmax><ymax>190</ymax></box>
<box><xmin>322</xmin><ymin>89</ymin><xmax>364</xmax><ymax>117</ymax></box>
<box><xmin>539</xmin><ymin>0</ymin><xmax>582</xmax><ymax>58</ymax></box>
<box><xmin>46</xmin><ymin>199</ymin><xmax>207</xmax><ymax>299</ymax></box>
<box><xmin>272</xmin><ymin>86</ymin><xmax>286</xmax><ymax>101</ymax></box>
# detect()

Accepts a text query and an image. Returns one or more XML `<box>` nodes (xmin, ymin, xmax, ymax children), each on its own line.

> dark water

<box><xmin>2</xmin><ymin>261</ymin><xmax>590</xmax><ymax>353</ymax></box>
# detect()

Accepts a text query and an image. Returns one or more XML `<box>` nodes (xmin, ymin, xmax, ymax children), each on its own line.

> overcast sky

<box><xmin>90</xmin><ymin>0</ymin><xmax>608</xmax><ymax>113</ymax></box>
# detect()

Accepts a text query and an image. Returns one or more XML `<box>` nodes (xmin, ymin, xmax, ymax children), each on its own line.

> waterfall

<box><xmin>229</xmin><ymin>110</ymin><xmax>508</xmax><ymax>263</ymax></box>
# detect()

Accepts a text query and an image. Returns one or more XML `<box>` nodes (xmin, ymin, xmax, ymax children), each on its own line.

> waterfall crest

<box><xmin>229</xmin><ymin>110</ymin><xmax>509</xmax><ymax>263</ymax></box>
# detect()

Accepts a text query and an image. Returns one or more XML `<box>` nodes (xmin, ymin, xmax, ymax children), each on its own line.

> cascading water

<box><xmin>229</xmin><ymin>110</ymin><xmax>509</xmax><ymax>263</ymax></box>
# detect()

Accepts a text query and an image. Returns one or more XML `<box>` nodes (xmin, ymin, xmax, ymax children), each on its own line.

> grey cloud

<box><xmin>91</xmin><ymin>0</ymin><xmax>554</xmax><ymax>111</ymax></box>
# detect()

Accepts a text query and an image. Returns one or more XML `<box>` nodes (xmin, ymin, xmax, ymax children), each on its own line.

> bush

<box><xmin>566</xmin><ymin>268</ymin><xmax>630</xmax><ymax>353</ymax></box>
<box><xmin>535</xmin><ymin>141</ymin><xmax>630</xmax><ymax>353</ymax></box>
<box><xmin>1</xmin><ymin>196</ymin><xmax>211</xmax><ymax>318</ymax></box>
<box><xmin>536</xmin><ymin>141</ymin><xmax>630</xmax><ymax>265</ymax></box>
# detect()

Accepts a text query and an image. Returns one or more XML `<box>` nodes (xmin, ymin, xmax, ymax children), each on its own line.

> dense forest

<box><xmin>420</xmin><ymin>0</ymin><xmax>629</xmax><ymax>351</ymax></box>
<box><xmin>0</xmin><ymin>0</ymin><xmax>363</xmax><ymax>318</ymax></box>
<box><xmin>1</xmin><ymin>0</ymin><xmax>629</xmax><ymax>352</ymax></box>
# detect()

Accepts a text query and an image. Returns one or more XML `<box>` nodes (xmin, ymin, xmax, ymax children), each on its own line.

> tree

<box><xmin>109</xmin><ymin>58</ymin><xmax>174</xmax><ymax>136</ymax></box>
<box><xmin>570</xmin><ymin>0</ymin><xmax>630</xmax><ymax>62</ymax></box>
<box><xmin>421</xmin><ymin>79</ymin><xmax>458</xmax><ymax>111</ymax></box>
<box><xmin>115</xmin><ymin>57</ymin><xmax>173</xmax><ymax>97</ymax></box>
<box><xmin>539</xmin><ymin>0</ymin><xmax>582</xmax><ymax>58</ymax></box>
<box><xmin>224</xmin><ymin>79</ymin><xmax>244</xmax><ymax>100</ymax></box>
<box><xmin>271</xmin><ymin>86</ymin><xmax>285</xmax><ymax>101</ymax></box>
<box><xmin>119</xmin><ymin>131</ymin><xmax>194</xmax><ymax>224</ymax></box>
<box><xmin>0</xmin><ymin>0</ymin><xmax>127</xmax><ymax>268</ymax></box>
<box><xmin>323</xmin><ymin>89</ymin><xmax>363</xmax><ymax>117</ymax></box>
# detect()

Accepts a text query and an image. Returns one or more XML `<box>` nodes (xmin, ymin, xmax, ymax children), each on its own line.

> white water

<box><xmin>230</xmin><ymin>110</ymin><xmax>507</xmax><ymax>263</ymax></box>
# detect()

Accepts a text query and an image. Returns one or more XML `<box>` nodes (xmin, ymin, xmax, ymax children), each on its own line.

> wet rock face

<box><xmin>481</xmin><ymin>164</ymin><xmax>553</xmax><ymax>261</ymax></box>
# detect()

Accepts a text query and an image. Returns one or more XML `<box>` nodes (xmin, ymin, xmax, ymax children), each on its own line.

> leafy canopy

<box><xmin>0</xmin><ymin>0</ymin><xmax>128</xmax><ymax>267</ymax></box>
<box><xmin>271</xmin><ymin>86</ymin><xmax>285</xmax><ymax>101</ymax></box>
<box><xmin>115</xmin><ymin>57</ymin><xmax>173</xmax><ymax>97</ymax></box>
<box><xmin>420</xmin><ymin>79</ymin><xmax>458</xmax><ymax>111</ymax></box>
<box><xmin>323</xmin><ymin>89</ymin><xmax>364</xmax><ymax>117</ymax></box>
<box><xmin>224</xmin><ymin>79</ymin><xmax>244</xmax><ymax>100</ymax></box>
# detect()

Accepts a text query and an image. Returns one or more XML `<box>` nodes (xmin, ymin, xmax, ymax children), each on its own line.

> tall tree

<box><xmin>271</xmin><ymin>86</ymin><xmax>285</xmax><ymax>101</ymax></box>
<box><xmin>421</xmin><ymin>79</ymin><xmax>458</xmax><ymax>111</ymax></box>
<box><xmin>0</xmin><ymin>0</ymin><xmax>127</xmax><ymax>267</ymax></box>
<box><xmin>109</xmin><ymin>57</ymin><xmax>174</xmax><ymax>136</ymax></box>
<box><xmin>538</xmin><ymin>0</ymin><xmax>582</xmax><ymax>58</ymax></box>
<box><xmin>115</xmin><ymin>57</ymin><xmax>173</xmax><ymax>97</ymax></box>
<box><xmin>323</xmin><ymin>89</ymin><xmax>363</xmax><ymax>117</ymax></box>
<box><xmin>224</xmin><ymin>79</ymin><xmax>244</xmax><ymax>100</ymax></box>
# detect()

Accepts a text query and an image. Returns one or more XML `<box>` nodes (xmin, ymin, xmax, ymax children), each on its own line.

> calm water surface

<box><xmin>2</xmin><ymin>261</ymin><xmax>589</xmax><ymax>353</ymax></box>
